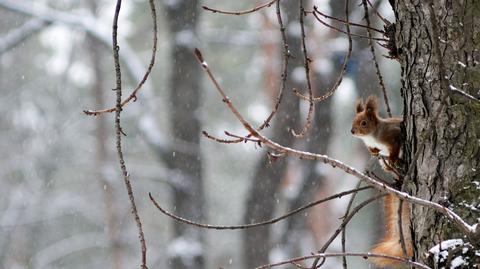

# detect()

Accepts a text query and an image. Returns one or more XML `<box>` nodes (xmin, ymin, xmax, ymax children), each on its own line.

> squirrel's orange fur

<box><xmin>370</xmin><ymin>194</ymin><xmax>413</xmax><ymax>267</ymax></box>
<box><xmin>351</xmin><ymin>95</ymin><xmax>413</xmax><ymax>267</ymax></box>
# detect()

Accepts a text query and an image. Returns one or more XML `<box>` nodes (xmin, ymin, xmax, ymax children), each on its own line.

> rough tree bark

<box><xmin>163</xmin><ymin>1</ymin><xmax>205</xmax><ymax>269</ymax></box>
<box><xmin>395</xmin><ymin>0</ymin><xmax>480</xmax><ymax>266</ymax></box>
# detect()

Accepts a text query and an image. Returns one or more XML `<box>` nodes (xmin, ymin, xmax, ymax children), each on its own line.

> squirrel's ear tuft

<box><xmin>365</xmin><ymin>95</ymin><xmax>378</xmax><ymax>114</ymax></box>
<box><xmin>355</xmin><ymin>99</ymin><xmax>364</xmax><ymax>113</ymax></box>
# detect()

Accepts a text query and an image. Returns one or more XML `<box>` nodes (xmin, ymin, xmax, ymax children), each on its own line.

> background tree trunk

<box><xmin>164</xmin><ymin>1</ymin><xmax>205</xmax><ymax>268</ymax></box>
<box><xmin>243</xmin><ymin>1</ymin><xmax>303</xmax><ymax>267</ymax></box>
<box><xmin>396</xmin><ymin>0</ymin><xmax>480</xmax><ymax>265</ymax></box>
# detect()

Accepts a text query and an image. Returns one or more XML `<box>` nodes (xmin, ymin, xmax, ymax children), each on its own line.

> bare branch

<box><xmin>341</xmin><ymin>182</ymin><xmax>363</xmax><ymax>269</ymax></box>
<box><xmin>293</xmin><ymin>6</ymin><xmax>354</xmax><ymax>103</ymax></box>
<box><xmin>149</xmin><ymin>187</ymin><xmax>370</xmax><ymax>230</ymax></box>
<box><xmin>203</xmin><ymin>0</ymin><xmax>278</xmax><ymax>15</ymax></box>
<box><xmin>257</xmin><ymin>0</ymin><xmax>289</xmax><ymax>131</ymax></box>
<box><xmin>361</xmin><ymin>0</ymin><xmax>392</xmax><ymax>117</ymax></box>
<box><xmin>311</xmin><ymin>194</ymin><xmax>385</xmax><ymax>268</ymax></box>
<box><xmin>84</xmin><ymin>0</ymin><xmax>158</xmax><ymax>116</ymax></box>
<box><xmin>195</xmin><ymin>48</ymin><xmax>477</xmax><ymax>239</ymax></box>
<box><xmin>291</xmin><ymin>2</ymin><xmax>314</xmax><ymax>138</ymax></box>
<box><xmin>256</xmin><ymin>252</ymin><xmax>431</xmax><ymax>269</ymax></box>
<box><xmin>309</xmin><ymin>8</ymin><xmax>388</xmax><ymax>42</ymax></box>
<box><xmin>224</xmin><ymin>131</ymin><xmax>262</xmax><ymax>143</ymax></box>
<box><xmin>111</xmin><ymin>1</ymin><xmax>147</xmax><ymax>268</ymax></box>
<box><xmin>312</xmin><ymin>8</ymin><xmax>385</xmax><ymax>34</ymax></box>
<box><xmin>365</xmin><ymin>0</ymin><xmax>391</xmax><ymax>25</ymax></box>
<box><xmin>201</xmin><ymin>130</ymin><xmax>244</xmax><ymax>144</ymax></box>
<box><xmin>197</xmin><ymin>1</ymin><xmax>290</xmax><ymax>145</ymax></box>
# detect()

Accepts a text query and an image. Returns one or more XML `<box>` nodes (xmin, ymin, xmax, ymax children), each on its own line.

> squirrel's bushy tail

<box><xmin>370</xmin><ymin>194</ymin><xmax>413</xmax><ymax>267</ymax></box>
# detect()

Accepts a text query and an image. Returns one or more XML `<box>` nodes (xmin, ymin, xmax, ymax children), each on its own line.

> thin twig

<box><xmin>111</xmin><ymin>1</ymin><xmax>147</xmax><ymax>268</ymax></box>
<box><xmin>361</xmin><ymin>0</ymin><xmax>392</xmax><ymax>117</ymax></box>
<box><xmin>224</xmin><ymin>131</ymin><xmax>262</xmax><ymax>143</ymax></box>
<box><xmin>256</xmin><ymin>252</ymin><xmax>431</xmax><ymax>269</ymax></box>
<box><xmin>199</xmin><ymin>0</ymin><xmax>289</xmax><ymax>144</ymax></box>
<box><xmin>341</xmin><ymin>182</ymin><xmax>363</xmax><ymax>269</ymax></box>
<box><xmin>311</xmin><ymin>194</ymin><xmax>385</xmax><ymax>268</ymax></box>
<box><xmin>258</xmin><ymin>0</ymin><xmax>289</xmax><ymax>130</ymax></box>
<box><xmin>365</xmin><ymin>0</ymin><xmax>390</xmax><ymax>25</ymax></box>
<box><xmin>194</xmin><ymin>48</ymin><xmax>477</xmax><ymax>238</ymax></box>
<box><xmin>366</xmin><ymin>169</ymin><xmax>394</xmax><ymax>186</ymax></box>
<box><xmin>201</xmin><ymin>130</ymin><xmax>244</xmax><ymax>144</ymax></box>
<box><xmin>202</xmin><ymin>0</ymin><xmax>277</xmax><ymax>16</ymax></box>
<box><xmin>309</xmin><ymin>8</ymin><xmax>388</xmax><ymax>42</ymax></box>
<box><xmin>379</xmin><ymin>156</ymin><xmax>402</xmax><ymax>178</ymax></box>
<box><xmin>84</xmin><ymin>0</ymin><xmax>158</xmax><ymax>116</ymax></box>
<box><xmin>291</xmin><ymin>1</ymin><xmax>314</xmax><ymax>138</ymax></box>
<box><xmin>294</xmin><ymin>6</ymin><xmax>353</xmax><ymax>103</ymax></box>
<box><xmin>312</xmin><ymin>8</ymin><xmax>385</xmax><ymax>34</ymax></box>
<box><xmin>291</xmin><ymin>261</ymin><xmax>310</xmax><ymax>269</ymax></box>
<box><xmin>149</xmin><ymin>187</ymin><xmax>370</xmax><ymax>230</ymax></box>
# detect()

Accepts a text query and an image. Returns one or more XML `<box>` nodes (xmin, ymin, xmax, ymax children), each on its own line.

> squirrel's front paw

<box><xmin>368</xmin><ymin>147</ymin><xmax>380</xmax><ymax>156</ymax></box>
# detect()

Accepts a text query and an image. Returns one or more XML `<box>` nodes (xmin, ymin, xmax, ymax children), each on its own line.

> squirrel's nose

<box><xmin>350</xmin><ymin>128</ymin><xmax>354</xmax><ymax>134</ymax></box>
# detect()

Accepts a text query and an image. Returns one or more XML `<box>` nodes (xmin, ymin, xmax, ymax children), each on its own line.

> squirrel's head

<box><xmin>351</xmin><ymin>95</ymin><xmax>379</xmax><ymax>137</ymax></box>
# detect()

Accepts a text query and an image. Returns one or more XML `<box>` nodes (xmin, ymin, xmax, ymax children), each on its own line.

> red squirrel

<box><xmin>351</xmin><ymin>95</ymin><xmax>413</xmax><ymax>267</ymax></box>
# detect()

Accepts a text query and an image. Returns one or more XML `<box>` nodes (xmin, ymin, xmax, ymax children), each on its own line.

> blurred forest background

<box><xmin>0</xmin><ymin>0</ymin><xmax>403</xmax><ymax>268</ymax></box>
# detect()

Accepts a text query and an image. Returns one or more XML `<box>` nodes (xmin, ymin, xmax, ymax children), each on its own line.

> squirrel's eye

<box><xmin>361</xmin><ymin>120</ymin><xmax>367</xmax><ymax>127</ymax></box>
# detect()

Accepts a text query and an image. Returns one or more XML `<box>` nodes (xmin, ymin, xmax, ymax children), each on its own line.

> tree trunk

<box><xmin>164</xmin><ymin>2</ymin><xmax>204</xmax><ymax>269</ymax></box>
<box><xmin>396</xmin><ymin>0</ymin><xmax>480</xmax><ymax>266</ymax></box>
<box><xmin>280</xmin><ymin>96</ymin><xmax>332</xmax><ymax>254</ymax></box>
<box><xmin>243</xmin><ymin>0</ymin><xmax>304</xmax><ymax>267</ymax></box>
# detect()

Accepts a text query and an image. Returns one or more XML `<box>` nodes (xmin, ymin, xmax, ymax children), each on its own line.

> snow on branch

<box><xmin>255</xmin><ymin>252</ymin><xmax>431</xmax><ymax>269</ymax></box>
<box><xmin>201</xmin><ymin>1</ymin><xmax>288</xmax><ymax>145</ymax></box>
<box><xmin>203</xmin><ymin>0</ymin><xmax>278</xmax><ymax>16</ymax></box>
<box><xmin>193</xmin><ymin>48</ymin><xmax>478</xmax><ymax>241</ymax></box>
